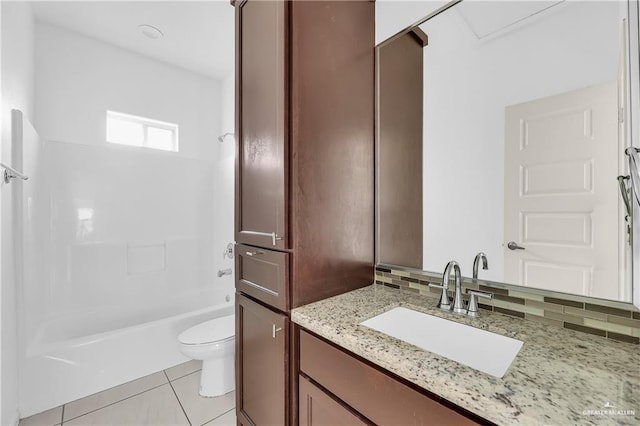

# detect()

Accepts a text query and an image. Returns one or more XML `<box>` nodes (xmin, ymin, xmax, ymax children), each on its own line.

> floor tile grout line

<box><xmin>26</xmin><ymin>364</ymin><xmax>199</xmax><ymax>425</ymax></box>
<box><xmin>201</xmin><ymin>407</ymin><xmax>235</xmax><ymax>426</ymax></box>
<box><xmin>165</xmin><ymin>370</ymin><xmax>192</xmax><ymax>426</ymax></box>
<box><xmin>62</xmin><ymin>382</ymin><xmax>169</xmax><ymax>424</ymax></box>
<box><xmin>60</xmin><ymin>371</ymin><xmax>170</xmax><ymax>422</ymax></box>
<box><xmin>167</xmin><ymin>367</ymin><xmax>203</xmax><ymax>383</ymax></box>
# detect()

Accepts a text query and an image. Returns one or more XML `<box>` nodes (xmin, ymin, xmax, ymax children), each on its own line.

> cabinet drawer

<box><xmin>299</xmin><ymin>331</ymin><xmax>480</xmax><ymax>426</ymax></box>
<box><xmin>236</xmin><ymin>244</ymin><xmax>289</xmax><ymax>311</ymax></box>
<box><xmin>299</xmin><ymin>376</ymin><xmax>368</xmax><ymax>426</ymax></box>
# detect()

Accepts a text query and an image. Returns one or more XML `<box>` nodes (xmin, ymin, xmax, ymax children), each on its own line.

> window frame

<box><xmin>106</xmin><ymin>110</ymin><xmax>179</xmax><ymax>152</ymax></box>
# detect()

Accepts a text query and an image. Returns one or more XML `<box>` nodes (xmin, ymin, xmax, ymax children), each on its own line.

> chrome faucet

<box><xmin>466</xmin><ymin>289</ymin><xmax>493</xmax><ymax>317</ymax></box>
<box><xmin>429</xmin><ymin>260</ymin><xmax>494</xmax><ymax>318</ymax></box>
<box><xmin>446</xmin><ymin>261</ymin><xmax>467</xmax><ymax>314</ymax></box>
<box><xmin>428</xmin><ymin>272</ymin><xmax>451</xmax><ymax>311</ymax></box>
<box><xmin>472</xmin><ymin>252</ymin><xmax>488</xmax><ymax>280</ymax></box>
<box><xmin>429</xmin><ymin>261</ymin><xmax>465</xmax><ymax>314</ymax></box>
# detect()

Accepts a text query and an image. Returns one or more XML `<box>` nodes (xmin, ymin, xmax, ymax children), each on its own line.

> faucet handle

<box><xmin>428</xmin><ymin>283</ymin><xmax>451</xmax><ymax>310</ymax></box>
<box><xmin>466</xmin><ymin>290</ymin><xmax>493</xmax><ymax>318</ymax></box>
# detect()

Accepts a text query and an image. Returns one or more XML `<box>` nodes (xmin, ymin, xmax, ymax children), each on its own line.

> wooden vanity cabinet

<box><xmin>298</xmin><ymin>329</ymin><xmax>487</xmax><ymax>426</ymax></box>
<box><xmin>234</xmin><ymin>0</ymin><xmax>375</xmax><ymax>425</ymax></box>
<box><xmin>234</xmin><ymin>0</ymin><xmax>375</xmax><ymax>308</ymax></box>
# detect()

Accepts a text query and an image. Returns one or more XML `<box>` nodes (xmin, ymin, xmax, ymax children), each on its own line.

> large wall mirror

<box><xmin>376</xmin><ymin>0</ymin><xmax>640</xmax><ymax>307</ymax></box>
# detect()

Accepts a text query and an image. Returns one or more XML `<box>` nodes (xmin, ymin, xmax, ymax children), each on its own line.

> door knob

<box><xmin>507</xmin><ymin>241</ymin><xmax>525</xmax><ymax>250</ymax></box>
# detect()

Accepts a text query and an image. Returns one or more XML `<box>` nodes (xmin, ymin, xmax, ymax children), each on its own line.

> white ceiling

<box><xmin>32</xmin><ymin>1</ymin><xmax>235</xmax><ymax>80</ymax></box>
<box><xmin>455</xmin><ymin>0</ymin><xmax>564</xmax><ymax>39</ymax></box>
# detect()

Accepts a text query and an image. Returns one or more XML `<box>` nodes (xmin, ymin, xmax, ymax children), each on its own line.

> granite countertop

<box><xmin>291</xmin><ymin>285</ymin><xmax>640</xmax><ymax>426</ymax></box>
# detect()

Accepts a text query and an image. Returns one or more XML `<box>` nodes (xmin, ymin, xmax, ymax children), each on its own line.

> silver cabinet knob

<box><xmin>272</xmin><ymin>324</ymin><xmax>283</xmax><ymax>338</ymax></box>
<box><xmin>507</xmin><ymin>241</ymin><xmax>525</xmax><ymax>251</ymax></box>
<box><xmin>243</xmin><ymin>231</ymin><xmax>283</xmax><ymax>247</ymax></box>
<box><xmin>271</xmin><ymin>232</ymin><xmax>283</xmax><ymax>246</ymax></box>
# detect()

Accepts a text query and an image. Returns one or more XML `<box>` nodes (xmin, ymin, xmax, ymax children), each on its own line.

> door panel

<box><xmin>236</xmin><ymin>0</ymin><xmax>287</xmax><ymax>250</ymax></box>
<box><xmin>299</xmin><ymin>376</ymin><xmax>368</xmax><ymax>426</ymax></box>
<box><xmin>505</xmin><ymin>81</ymin><xmax>619</xmax><ymax>299</ymax></box>
<box><xmin>236</xmin><ymin>294</ymin><xmax>288</xmax><ymax>426</ymax></box>
<box><xmin>521</xmin><ymin>260</ymin><xmax>592</xmax><ymax>296</ymax></box>
<box><xmin>522</xmin><ymin>160</ymin><xmax>593</xmax><ymax>195</ymax></box>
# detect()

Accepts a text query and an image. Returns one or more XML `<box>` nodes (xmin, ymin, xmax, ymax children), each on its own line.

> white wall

<box><xmin>421</xmin><ymin>1</ymin><xmax>623</xmax><ymax>279</ymax></box>
<box><xmin>1</xmin><ymin>3</ymin><xmax>35</xmax><ymax>425</ymax></box>
<box><xmin>35</xmin><ymin>22</ymin><xmax>220</xmax><ymax>160</ymax></box>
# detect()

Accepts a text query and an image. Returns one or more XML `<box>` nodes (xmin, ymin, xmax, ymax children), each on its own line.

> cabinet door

<box><xmin>236</xmin><ymin>293</ymin><xmax>288</xmax><ymax>426</ymax></box>
<box><xmin>236</xmin><ymin>0</ymin><xmax>288</xmax><ymax>250</ymax></box>
<box><xmin>299</xmin><ymin>376</ymin><xmax>368</xmax><ymax>426</ymax></box>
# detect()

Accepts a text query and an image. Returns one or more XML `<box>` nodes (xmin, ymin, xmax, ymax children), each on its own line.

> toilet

<box><xmin>178</xmin><ymin>315</ymin><xmax>235</xmax><ymax>397</ymax></box>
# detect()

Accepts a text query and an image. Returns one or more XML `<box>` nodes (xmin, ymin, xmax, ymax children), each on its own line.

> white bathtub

<box><xmin>19</xmin><ymin>294</ymin><xmax>234</xmax><ymax>418</ymax></box>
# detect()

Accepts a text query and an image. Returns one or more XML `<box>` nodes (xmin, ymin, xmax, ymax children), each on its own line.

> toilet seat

<box><xmin>178</xmin><ymin>315</ymin><xmax>234</xmax><ymax>346</ymax></box>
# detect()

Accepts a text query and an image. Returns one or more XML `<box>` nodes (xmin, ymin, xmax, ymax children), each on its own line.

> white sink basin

<box><xmin>360</xmin><ymin>307</ymin><xmax>523</xmax><ymax>378</ymax></box>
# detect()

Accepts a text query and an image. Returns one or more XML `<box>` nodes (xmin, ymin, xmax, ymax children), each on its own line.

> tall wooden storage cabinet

<box><xmin>234</xmin><ymin>1</ymin><xmax>375</xmax><ymax>425</ymax></box>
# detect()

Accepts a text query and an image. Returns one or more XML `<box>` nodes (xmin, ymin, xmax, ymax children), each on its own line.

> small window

<box><xmin>106</xmin><ymin>111</ymin><xmax>179</xmax><ymax>152</ymax></box>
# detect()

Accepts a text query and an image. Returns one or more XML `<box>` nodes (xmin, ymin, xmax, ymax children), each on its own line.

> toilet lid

<box><xmin>178</xmin><ymin>315</ymin><xmax>235</xmax><ymax>345</ymax></box>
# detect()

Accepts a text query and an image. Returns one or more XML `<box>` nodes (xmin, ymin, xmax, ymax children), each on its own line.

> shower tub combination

<box><xmin>13</xmin><ymin>110</ymin><xmax>235</xmax><ymax>417</ymax></box>
<box><xmin>21</xmin><ymin>295</ymin><xmax>233</xmax><ymax>416</ymax></box>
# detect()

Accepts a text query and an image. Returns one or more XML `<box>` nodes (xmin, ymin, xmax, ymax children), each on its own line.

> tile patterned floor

<box><xmin>19</xmin><ymin>360</ymin><xmax>236</xmax><ymax>426</ymax></box>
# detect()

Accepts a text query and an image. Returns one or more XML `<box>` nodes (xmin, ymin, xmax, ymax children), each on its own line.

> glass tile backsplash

<box><xmin>375</xmin><ymin>268</ymin><xmax>640</xmax><ymax>344</ymax></box>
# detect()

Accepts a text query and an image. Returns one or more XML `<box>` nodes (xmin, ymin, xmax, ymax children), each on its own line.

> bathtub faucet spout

<box><xmin>217</xmin><ymin>268</ymin><xmax>232</xmax><ymax>277</ymax></box>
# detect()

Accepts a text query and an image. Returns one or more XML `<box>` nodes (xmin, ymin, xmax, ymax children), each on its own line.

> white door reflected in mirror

<box><xmin>504</xmin><ymin>82</ymin><xmax>621</xmax><ymax>300</ymax></box>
